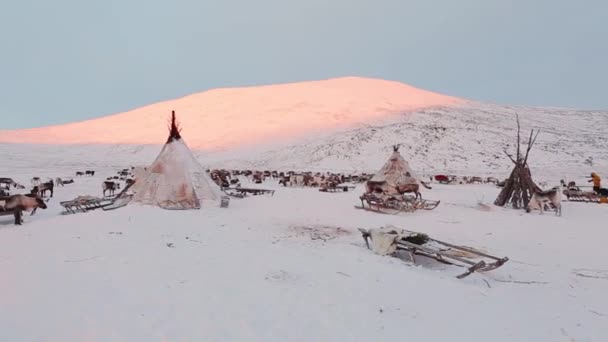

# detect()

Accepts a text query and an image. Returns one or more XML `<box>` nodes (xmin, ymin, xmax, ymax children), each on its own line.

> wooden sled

<box><xmin>319</xmin><ymin>185</ymin><xmax>356</xmax><ymax>193</ymax></box>
<box><xmin>359</xmin><ymin>228</ymin><xmax>509</xmax><ymax>279</ymax></box>
<box><xmin>356</xmin><ymin>193</ymin><xmax>440</xmax><ymax>214</ymax></box>
<box><xmin>562</xmin><ymin>189</ymin><xmax>601</xmax><ymax>203</ymax></box>
<box><xmin>222</xmin><ymin>188</ymin><xmax>246</xmax><ymax>198</ymax></box>
<box><xmin>223</xmin><ymin>187</ymin><xmax>275</xmax><ymax>198</ymax></box>
<box><xmin>62</xmin><ymin>181</ymin><xmax>135</xmax><ymax>214</ymax></box>
<box><xmin>60</xmin><ymin>196</ymin><xmax>114</xmax><ymax>214</ymax></box>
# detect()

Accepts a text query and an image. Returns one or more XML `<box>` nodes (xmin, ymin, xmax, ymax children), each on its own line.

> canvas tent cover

<box><xmin>133</xmin><ymin>113</ymin><xmax>220</xmax><ymax>210</ymax></box>
<box><xmin>368</xmin><ymin>148</ymin><xmax>419</xmax><ymax>193</ymax></box>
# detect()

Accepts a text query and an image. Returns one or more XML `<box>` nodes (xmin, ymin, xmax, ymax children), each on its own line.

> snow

<box><xmin>0</xmin><ymin>77</ymin><xmax>463</xmax><ymax>150</ymax></box>
<box><xmin>0</xmin><ymin>77</ymin><xmax>606</xmax><ymax>340</ymax></box>
<box><xmin>1</xmin><ymin>101</ymin><xmax>605</xmax><ymax>180</ymax></box>
<box><xmin>0</xmin><ymin>168</ymin><xmax>607</xmax><ymax>341</ymax></box>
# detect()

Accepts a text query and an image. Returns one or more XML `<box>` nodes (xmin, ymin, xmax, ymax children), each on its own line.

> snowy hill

<box><xmin>1</xmin><ymin>105</ymin><xmax>606</xmax><ymax>182</ymax></box>
<box><xmin>0</xmin><ymin>77</ymin><xmax>462</xmax><ymax>150</ymax></box>
<box><xmin>0</xmin><ymin>77</ymin><xmax>606</xmax><ymax>179</ymax></box>
<box><xmin>211</xmin><ymin>102</ymin><xmax>608</xmax><ymax>178</ymax></box>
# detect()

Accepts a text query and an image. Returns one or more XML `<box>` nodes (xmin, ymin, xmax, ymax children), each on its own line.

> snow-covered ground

<box><xmin>1</xmin><ymin>168</ymin><xmax>607</xmax><ymax>341</ymax></box>
<box><xmin>0</xmin><ymin>77</ymin><xmax>606</xmax><ymax>340</ymax></box>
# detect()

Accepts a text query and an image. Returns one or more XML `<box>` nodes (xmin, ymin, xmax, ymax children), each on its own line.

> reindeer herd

<box><xmin>1</xmin><ymin>163</ymin><xmax>565</xmax><ymax>226</ymax></box>
<box><xmin>207</xmin><ymin>169</ymin><xmax>374</xmax><ymax>189</ymax></box>
<box><xmin>208</xmin><ymin>169</ymin><xmax>507</xmax><ymax>190</ymax></box>
<box><xmin>0</xmin><ymin>167</ymin><xmax>139</xmax><ymax>225</ymax></box>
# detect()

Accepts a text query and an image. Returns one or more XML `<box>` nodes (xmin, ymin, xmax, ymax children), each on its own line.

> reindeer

<box><xmin>0</xmin><ymin>194</ymin><xmax>47</xmax><ymax>225</ymax></box>
<box><xmin>527</xmin><ymin>187</ymin><xmax>562</xmax><ymax>216</ymax></box>
<box><xmin>102</xmin><ymin>181</ymin><xmax>120</xmax><ymax>197</ymax></box>
<box><xmin>76</xmin><ymin>171</ymin><xmax>84</xmax><ymax>177</ymax></box>
<box><xmin>55</xmin><ymin>177</ymin><xmax>64</xmax><ymax>187</ymax></box>
<box><xmin>395</xmin><ymin>184</ymin><xmax>422</xmax><ymax>199</ymax></box>
<box><xmin>32</xmin><ymin>181</ymin><xmax>54</xmax><ymax>198</ymax></box>
<box><xmin>279</xmin><ymin>176</ymin><xmax>291</xmax><ymax>187</ymax></box>
<box><xmin>468</xmin><ymin>176</ymin><xmax>484</xmax><ymax>184</ymax></box>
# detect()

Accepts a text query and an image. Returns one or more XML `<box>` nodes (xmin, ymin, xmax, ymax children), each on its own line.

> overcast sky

<box><xmin>1</xmin><ymin>0</ymin><xmax>607</xmax><ymax>129</ymax></box>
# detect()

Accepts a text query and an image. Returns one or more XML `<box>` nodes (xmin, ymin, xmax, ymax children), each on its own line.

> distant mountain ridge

<box><xmin>0</xmin><ymin>77</ymin><xmax>463</xmax><ymax>149</ymax></box>
<box><xmin>0</xmin><ymin>77</ymin><xmax>605</xmax><ymax>179</ymax></box>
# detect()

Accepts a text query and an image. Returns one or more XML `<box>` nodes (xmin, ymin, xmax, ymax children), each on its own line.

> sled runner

<box><xmin>355</xmin><ymin>193</ymin><xmax>440</xmax><ymax>214</ymax></box>
<box><xmin>61</xmin><ymin>181</ymin><xmax>135</xmax><ymax>214</ymax></box>
<box><xmin>358</xmin><ymin>227</ymin><xmax>508</xmax><ymax>279</ymax></box>
<box><xmin>60</xmin><ymin>196</ymin><xmax>113</xmax><ymax>214</ymax></box>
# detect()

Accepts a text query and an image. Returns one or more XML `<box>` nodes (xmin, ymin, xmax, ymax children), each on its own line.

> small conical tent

<box><xmin>367</xmin><ymin>145</ymin><xmax>419</xmax><ymax>194</ymax></box>
<box><xmin>132</xmin><ymin>111</ymin><xmax>220</xmax><ymax>209</ymax></box>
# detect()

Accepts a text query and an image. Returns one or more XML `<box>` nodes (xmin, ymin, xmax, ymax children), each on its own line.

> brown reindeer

<box><xmin>102</xmin><ymin>181</ymin><xmax>120</xmax><ymax>197</ymax></box>
<box><xmin>0</xmin><ymin>194</ymin><xmax>47</xmax><ymax>225</ymax></box>
<box><xmin>32</xmin><ymin>181</ymin><xmax>54</xmax><ymax>198</ymax></box>
<box><xmin>395</xmin><ymin>184</ymin><xmax>422</xmax><ymax>199</ymax></box>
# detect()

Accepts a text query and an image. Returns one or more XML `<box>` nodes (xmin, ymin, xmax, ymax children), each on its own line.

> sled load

<box><xmin>359</xmin><ymin>227</ymin><xmax>509</xmax><ymax>279</ymax></box>
<box><xmin>132</xmin><ymin>111</ymin><xmax>220</xmax><ymax>210</ymax></box>
<box><xmin>356</xmin><ymin>145</ymin><xmax>439</xmax><ymax>213</ymax></box>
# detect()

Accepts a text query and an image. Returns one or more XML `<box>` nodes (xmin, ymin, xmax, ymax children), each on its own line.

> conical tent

<box><xmin>133</xmin><ymin>111</ymin><xmax>220</xmax><ymax>209</ymax></box>
<box><xmin>367</xmin><ymin>146</ymin><xmax>419</xmax><ymax>194</ymax></box>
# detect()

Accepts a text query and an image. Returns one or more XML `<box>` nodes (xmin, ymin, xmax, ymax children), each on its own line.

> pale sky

<box><xmin>1</xmin><ymin>0</ymin><xmax>607</xmax><ymax>129</ymax></box>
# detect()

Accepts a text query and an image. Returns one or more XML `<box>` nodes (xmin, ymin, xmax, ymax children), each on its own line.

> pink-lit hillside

<box><xmin>0</xmin><ymin>77</ymin><xmax>464</xmax><ymax>150</ymax></box>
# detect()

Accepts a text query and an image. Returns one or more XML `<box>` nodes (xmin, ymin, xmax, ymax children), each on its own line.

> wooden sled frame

<box><xmin>60</xmin><ymin>197</ymin><xmax>114</xmax><ymax>214</ymax></box>
<box><xmin>223</xmin><ymin>187</ymin><xmax>275</xmax><ymax>198</ymax></box>
<box><xmin>356</xmin><ymin>193</ymin><xmax>440</xmax><ymax>213</ymax></box>
<box><xmin>319</xmin><ymin>185</ymin><xmax>356</xmax><ymax>193</ymax></box>
<box><xmin>359</xmin><ymin>228</ymin><xmax>509</xmax><ymax>279</ymax></box>
<box><xmin>562</xmin><ymin>189</ymin><xmax>602</xmax><ymax>203</ymax></box>
<box><xmin>61</xmin><ymin>181</ymin><xmax>135</xmax><ymax>214</ymax></box>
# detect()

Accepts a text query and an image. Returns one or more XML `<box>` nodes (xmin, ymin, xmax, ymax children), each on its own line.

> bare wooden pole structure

<box><xmin>494</xmin><ymin>114</ymin><xmax>541</xmax><ymax>209</ymax></box>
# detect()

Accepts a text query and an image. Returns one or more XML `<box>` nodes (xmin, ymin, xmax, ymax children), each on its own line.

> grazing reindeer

<box><xmin>526</xmin><ymin>187</ymin><xmax>562</xmax><ymax>216</ymax></box>
<box><xmin>279</xmin><ymin>176</ymin><xmax>291</xmax><ymax>187</ymax></box>
<box><xmin>395</xmin><ymin>184</ymin><xmax>422</xmax><ymax>199</ymax></box>
<box><xmin>32</xmin><ymin>181</ymin><xmax>54</xmax><ymax>198</ymax></box>
<box><xmin>0</xmin><ymin>194</ymin><xmax>47</xmax><ymax>225</ymax></box>
<box><xmin>102</xmin><ymin>181</ymin><xmax>119</xmax><ymax>197</ymax></box>
<box><xmin>76</xmin><ymin>171</ymin><xmax>84</xmax><ymax>177</ymax></box>
<box><xmin>85</xmin><ymin>170</ymin><xmax>96</xmax><ymax>176</ymax></box>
